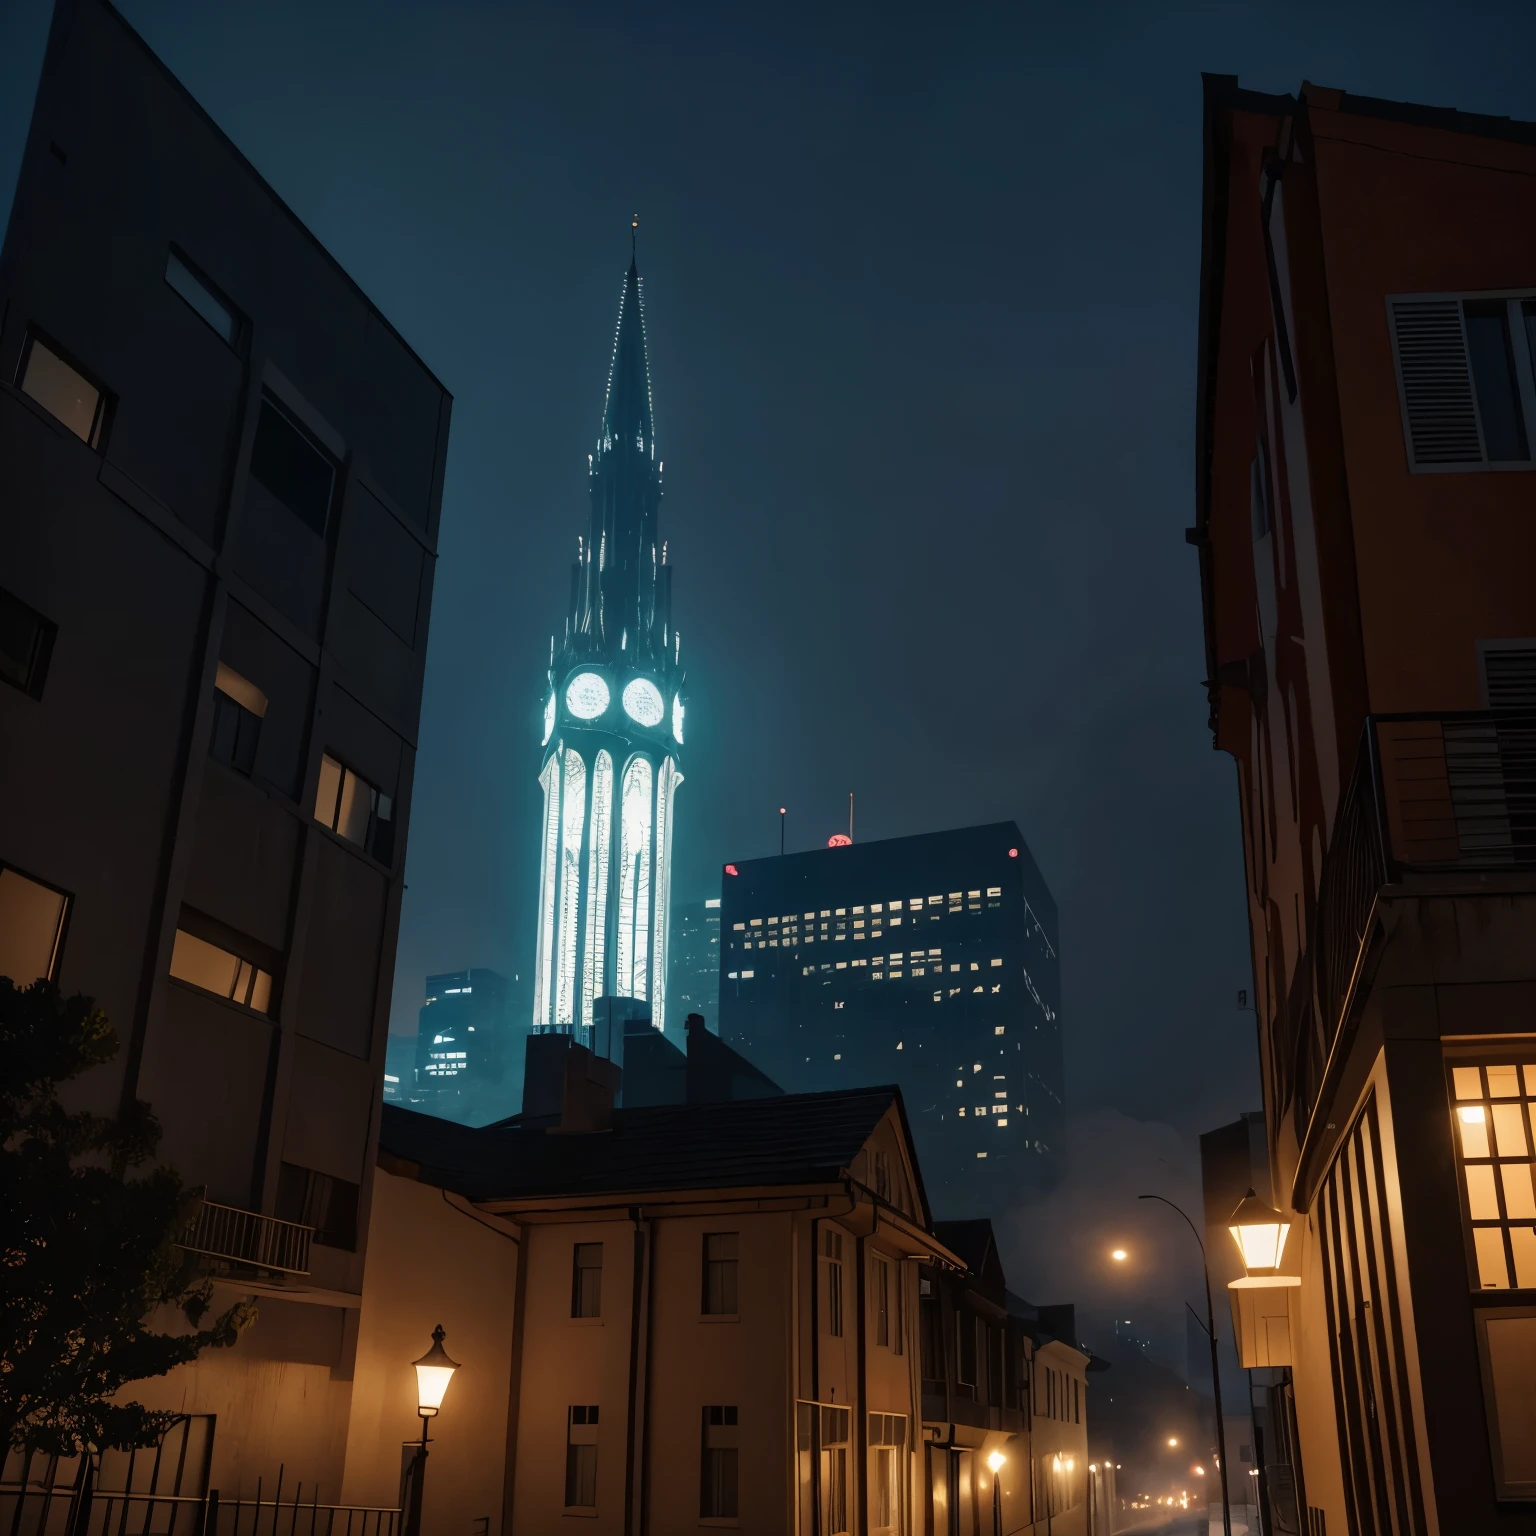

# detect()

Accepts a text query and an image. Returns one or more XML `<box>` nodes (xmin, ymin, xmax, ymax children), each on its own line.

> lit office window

<box><xmin>0</xmin><ymin>863</ymin><xmax>71</xmax><ymax>983</ymax></box>
<box><xmin>169</xmin><ymin>926</ymin><xmax>272</xmax><ymax>1014</ymax></box>
<box><xmin>1451</xmin><ymin>1062</ymin><xmax>1536</xmax><ymax>1289</ymax></box>
<box><xmin>314</xmin><ymin>753</ymin><xmax>394</xmax><ymax>864</ymax></box>
<box><xmin>869</xmin><ymin>1414</ymin><xmax>907</xmax><ymax>1533</ymax></box>
<box><xmin>18</xmin><ymin>332</ymin><xmax>107</xmax><ymax>446</ymax></box>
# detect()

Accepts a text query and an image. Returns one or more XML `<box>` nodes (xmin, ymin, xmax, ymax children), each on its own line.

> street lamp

<box><xmin>985</xmin><ymin>1451</ymin><xmax>1006</xmax><ymax>1536</ymax></box>
<box><xmin>1138</xmin><ymin>1194</ymin><xmax>1232</xmax><ymax>1536</ymax></box>
<box><xmin>1110</xmin><ymin>1248</ymin><xmax>1128</xmax><ymax>1262</ymax></box>
<box><xmin>404</xmin><ymin>1326</ymin><xmax>460</xmax><ymax>1536</ymax></box>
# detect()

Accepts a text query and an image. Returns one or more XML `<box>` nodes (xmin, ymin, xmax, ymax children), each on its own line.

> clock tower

<box><xmin>532</xmin><ymin>235</ymin><xmax>684</xmax><ymax>1038</ymax></box>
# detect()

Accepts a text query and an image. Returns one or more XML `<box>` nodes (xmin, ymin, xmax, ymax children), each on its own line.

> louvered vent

<box><xmin>1389</xmin><ymin>298</ymin><xmax>1482</xmax><ymax>467</ymax></box>
<box><xmin>1485</xmin><ymin>645</ymin><xmax>1536</xmax><ymax>710</ymax></box>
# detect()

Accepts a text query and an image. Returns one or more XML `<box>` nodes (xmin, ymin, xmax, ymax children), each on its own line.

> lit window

<box><xmin>994</xmin><ymin>1092</ymin><xmax>1007</xmax><ymax>1099</ymax></box>
<box><xmin>967</xmin><ymin>891</ymin><xmax>980</xmax><ymax>900</ymax></box>
<box><xmin>973</xmin><ymin>986</ymin><xmax>983</xmax><ymax>994</ymax></box>
<box><xmin>991</xmin><ymin>958</ymin><xmax>1003</xmax><ymax>967</ymax></box>
<box><xmin>928</xmin><ymin>895</ymin><xmax>941</xmax><ymax>906</ymax></box>
<box><xmin>742</xmin><ymin>969</ymin><xmax>755</xmax><ymax>979</ymax></box>
<box><xmin>820</xmin><ymin>910</ymin><xmax>831</xmax><ymax>919</ymax></box>
<box><xmin>0</xmin><ymin>862</ymin><xmax>71</xmax><ymax>983</ymax></box>
<box><xmin>977</xmin><ymin>1152</ymin><xmax>987</xmax><ymax>1159</ymax></box>
<box><xmin>871</xmin><ymin>904</ymin><xmax>883</xmax><ymax>914</ymax></box>
<box><xmin>991</xmin><ymin>984</ymin><xmax>1001</xmax><ymax>994</ymax></box>
<box><xmin>314</xmin><ymin>753</ymin><xmax>395</xmax><ymax>864</ymax></box>
<box><xmin>169</xmin><ymin>925</ymin><xmax>272</xmax><ymax>1014</ymax></box>
<box><xmin>958</xmin><ymin>1107</ymin><xmax>966</xmax><ymax>1117</ymax></box>
<box><xmin>18</xmin><ymin>332</ymin><xmax>107</xmax><ymax>446</ymax></box>
<box><xmin>1451</xmin><ymin>1062</ymin><xmax>1536</xmax><ymax>1289</ymax></box>
<box><xmin>165</xmin><ymin>250</ymin><xmax>240</xmax><ymax>345</ymax></box>
<box><xmin>908</xmin><ymin>899</ymin><xmax>921</xmax><ymax>911</ymax></box>
<box><xmin>994</xmin><ymin>1026</ymin><xmax>1005</xmax><ymax>1036</ymax></box>
<box><xmin>751</xmin><ymin>918</ymin><xmax>763</xmax><ymax>926</ymax></box>
<box><xmin>728</xmin><ymin>971</ymin><xmax>739</xmax><ymax>980</ymax></box>
<box><xmin>0</xmin><ymin>586</ymin><xmax>58</xmax><ymax>700</ymax></box>
<box><xmin>950</xmin><ymin>964</ymin><xmax>960</xmax><ymax>972</ymax></box>
<box><xmin>973</xmin><ymin>1063</ymin><xmax>982</xmax><ymax>1072</ymax></box>
<box><xmin>767</xmin><ymin>916</ymin><xmax>778</xmax><ymax>925</ymax></box>
<box><xmin>970</xmin><ymin>962</ymin><xmax>979</xmax><ymax>971</ymax></box>
<box><xmin>733</xmin><ymin>922</ymin><xmax>745</xmax><ymax>931</ymax></box>
<box><xmin>933</xmin><ymin>991</ymin><xmax>942</xmax><ymax>1001</ymax></box>
<box><xmin>997</xmin><ymin>1119</ymin><xmax>1009</xmax><ymax>1128</ymax></box>
<box><xmin>987</xmin><ymin>886</ymin><xmax>1001</xmax><ymax>898</ymax></box>
<box><xmin>836</xmin><ymin>961</ymin><xmax>847</xmax><ymax>969</ymax></box>
<box><xmin>210</xmin><ymin>662</ymin><xmax>267</xmax><ymax>775</ymax></box>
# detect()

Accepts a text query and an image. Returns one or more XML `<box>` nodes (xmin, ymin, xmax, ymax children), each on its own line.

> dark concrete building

<box><xmin>717</xmin><ymin>822</ymin><xmax>1064</xmax><ymax>1214</ymax></box>
<box><xmin>0</xmin><ymin>0</ymin><xmax>448</xmax><ymax>1490</ymax></box>
<box><xmin>668</xmin><ymin>895</ymin><xmax>721</xmax><ymax>1032</ymax></box>
<box><xmin>413</xmin><ymin>967</ymin><xmax>527</xmax><ymax>1124</ymax></box>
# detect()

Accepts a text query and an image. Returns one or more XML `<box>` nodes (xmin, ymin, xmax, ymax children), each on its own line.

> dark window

<box><xmin>210</xmin><ymin>663</ymin><xmax>267</xmax><ymax>775</ymax></box>
<box><xmin>17</xmin><ymin>332</ymin><xmax>107</xmax><ymax>447</ymax></box>
<box><xmin>703</xmin><ymin>1232</ymin><xmax>738</xmax><ymax>1315</ymax></box>
<box><xmin>700</xmin><ymin>1406</ymin><xmax>739</xmax><ymax>1519</ymax></box>
<box><xmin>823</xmin><ymin>1230</ymin><xmax>844</xmax><ymax>1338</ymax></box>
<box><xmin>572</xmin><ymin>1242</ymin><xmax>603</xmax><ymax>1318</ymax></box>
<box><xmin>165</xmin><ymin>249</ymin><xmax>240</xmax><ymax>347</ymax></box>
<box><xmin>957</xmin><ymin>1311</ymin><xmax>977</xmax><ymax>1389</ymax></box>
<box><xmin>1465</xmin><ymin>301</ymin><xmax>1529</xmax><ymax>463</ymax></box>
<box><xmin>873</xmin><ymin>1255</ymin><xmax>890</xmax><ymax>1347</ymax></box>
<box><xmin>920</xmin><ymin>1290</ymin><xmax>942</xmax><ymax>1384</ymax></box>
<box><xmin>0</xmin><ymin>588</ymin><xmax>57</xmax><ymax>700</ymax></box>
<box><xmin>250</xmin><ymin>394</ymin><xmax>337</xmax><ymax>536</ymax></box>
<box><xmin>565</xmin><ymin>1406</ymin><xmax>599</xmax><ymax>1508</ymax></box>
<box><xmin>276</xmin><ymin>1163</ymin><xmax>359</xmax><ymax>1250</ymax></box>
<box><xmin>314</xmin><ymin>753</ymin><xmax>395</xmax><ymax>865</ymax></box>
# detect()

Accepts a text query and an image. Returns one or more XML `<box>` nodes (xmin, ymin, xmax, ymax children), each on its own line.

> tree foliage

<box><xmin>0</xmin><ymin>980</ymin><xmax>255</xmax><ymax>1454</ymax></box>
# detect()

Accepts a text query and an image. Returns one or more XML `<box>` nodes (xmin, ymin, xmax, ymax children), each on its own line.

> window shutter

<box><xmin>1389</xmin><ymin>298</ymin><xmax>1482</xmax><ymax>467</ymax></box>
<box><xmin>1484</xmin><ymin>644</ymin><xmax>1536</xmax><ymax>710</ymax></box>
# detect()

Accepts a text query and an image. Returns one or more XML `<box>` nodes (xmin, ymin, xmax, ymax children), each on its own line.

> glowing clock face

<box><xmin>565</xmin><ymin>672</ymin><xmax>610</xmax><ymax>720</ymax></box>
<box><xmin>672</xmin><ymin>694</ymin><xmax>685</xmax><ymax>744</ymax></box>
<box><xmin>622</xmin><ymin>677</ymin><xmax>665</xmax><ymax>727</ymax></box>
<box><xmin>542</xmin><ymin>693</ymin><xmax>556</xmax><ymax>745</ymax></box>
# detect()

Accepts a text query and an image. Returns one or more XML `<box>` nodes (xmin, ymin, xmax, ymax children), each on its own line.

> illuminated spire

<box><xmin>598</xmin><ymin>244</ymin><xmax>656</xmax><ymax>457</ymax></box>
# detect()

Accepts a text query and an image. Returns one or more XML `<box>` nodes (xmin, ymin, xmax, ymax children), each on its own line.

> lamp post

<box><xmin>986</xmin><ymin>1450</ymin><xmax>1005</xmax><ymax>1536</ymax></box>
<box><xmin>404</xmin><ymin>1325</ymin><xmax>460</xmax><ymax>1536</ymax></box>
<box><xmin>1138</xmin><ymin>1194</ymin><xmax>1231</xmax><ymax>1536</ymax></box>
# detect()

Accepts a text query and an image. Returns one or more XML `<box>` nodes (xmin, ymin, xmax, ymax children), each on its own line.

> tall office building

<box><xmin>717</xmin><ymin>823</ymin><xmax>1063</xmax><ymax>1214</ymax></box>
<box><xmin>413</xmin><ymin>967</ymin><xmax>528</xmax><ymax>1123</ymax></box>
<box><xmin>531</xmin><ymin>235</ymin><xmax>685</xmax><ymax>1038</ymax></box>
<box><xmin>668</xmin><ymin>896</ymin><xmax>721</xmax><ymax>1032</ymax></box>
<box><xmin>0</xmin><ymin>0</ymin><xmax>448</xmax><ymax>1495</ymax></box>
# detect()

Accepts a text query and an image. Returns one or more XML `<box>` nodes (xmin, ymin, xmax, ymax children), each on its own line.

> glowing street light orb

<box><xmin>1111</xmin><ymin>1248</ymin><xmax>1128</xmax><ymax>1262</ymax></box>
<box><xmin>1167</xmin><ymin>1437</ymin><xmax>1179</xmax><ymax>1448</ymax></box>
<box><xmin>986</xmin><ymin>1451</ymin><xmax>1006</xmax><ymax>1474</ymax></box>
<box><xmin>565</xmin><ymin>671</ymin><xmax>610</xmax><ymax>720</ymax></box>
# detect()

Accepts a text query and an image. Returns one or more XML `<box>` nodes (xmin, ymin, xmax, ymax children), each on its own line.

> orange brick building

<box><xmin>1194</xmin><ymin>75</ymin><xmax>1536</xmax><ymax>1531</ymax></box>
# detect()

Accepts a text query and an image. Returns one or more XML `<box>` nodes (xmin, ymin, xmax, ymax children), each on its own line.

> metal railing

<box><xmin>208</xmin><ymin>1483</ymin><xmax>399</xmax><ymax>1536</ymax></box>
<box><xmin>179</xmin><ymin>1201</ymin><xmax>312</xmax><ymax>1276</ymax></box>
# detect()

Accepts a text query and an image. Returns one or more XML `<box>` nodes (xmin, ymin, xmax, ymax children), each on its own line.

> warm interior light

<box><xmin>1167</xmin><ymin>1437</ymin><xmax>1179</xmax><ymax>1448</ymax></box>
<box><xmin>412</xmin><ymin>1325</ymin><xmax>460</xmax><ymax>1416</ymax></box>
<box><xmin>1460</xmin><ymin>1105</ymin><xmax>1487</xmax><ymax>1124</ymax></box>
<box><xmin>1227</xmin><ymin>1189</ymin><xmax>1291</xmax><ymax>1272</ymax></box>
<box><xmin>987</xmin><ymin>1451</ymin><xmax>1006</xmax><ymax>1474</ymax></box>
<box><xmin>1110</xmin><ymin>1248</ymin><xmax>1128</xmax><ymax>1262</ymax></box>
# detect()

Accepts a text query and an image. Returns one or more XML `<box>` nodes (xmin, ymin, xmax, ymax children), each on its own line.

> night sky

<box><xmin>6</xmin><ymin>0</ymin><xmax>1536</xmax><ymax>1368</ymax></box>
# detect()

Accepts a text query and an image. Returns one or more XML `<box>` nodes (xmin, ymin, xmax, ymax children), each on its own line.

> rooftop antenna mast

<box><xmin>849</xmin><ymin>792</ymin><xmax>854</xmax><ymax>843</ymax></box>
<box><xmin>631</xmin><ymin>211</ymin><xmax>638</xmax><ymax>257</ymax></box>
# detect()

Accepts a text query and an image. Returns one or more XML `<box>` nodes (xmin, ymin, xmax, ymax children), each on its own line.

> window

<box><xmin>0</xmin><ymin>587</ymin><xmax>57</xmax><ymax>700</ymax></box>
<box><xmin>0</xmin><ymin>862</ymin><xmax>71</xmax><ymax>983</ymax></box>
<box><xmin>868</xmin><ymin>1414</ymin><xmax>907</xmax><ymax>1533</ymax></box>
<box><xmin>565</xmin><ymin>1406</ymin><xmax>599</xmax><ymax>1508</ymax></box>
<box><xmin>819</xmin><ymin>1405</ymin><xmax>850</xmax><ymax>1535</ymax></box>
<box><xmin>873</xmin><ymin>1254</ymin><xmax>890</xmax><ymax>1347</ymax></box>
<box><xmin>700</xmin><ymin>1406</ymin><xmax>739</xmax><ymax>1519</ymax></box>
<box><xmin>1450</xmin><ymin>1061</ymin><xmax>1536</xmax><ymax>1289</ymax></box>
<box><xmin>314</xmin><ymin>753</ymin><xmax>395</xmax><ymax>864</ymax></box>
<box><xmin>1389</xmin><ymin>294</ymin><xmax>1536</xmax><ymax>469</ymax></box>
<box><xmin>210</xmin><ymin>663</ymin><xmax>267</xmax><ymax>775</ymax></box>
<box><xmin>822</xmin><ymin>1230</ymin><xmax>844</xmax><ymax>1337</ymax></box>
<box><xmin>703</xmin><ymin>1232</ymin><xmax>739</xmax><ymax>1315</ymax></box>
<box><xmin>275</xmin><ymin>1162</ymin><xmax>359</xmax><ymax>1249</ymax></box>
<box><xmin>18</xmin><ymin>332</ymin><xmax>107</xmax><ymax>446</ymax></box>
<box><xmin>919</xmin><ymin>1280</ymin><xmax>941</xmax><ymax>1383</ymax></box>
<box><xmin>957</xmin><ymin>1311</ymin><xmax>977</xmax><ymax>1389</ymax></box>
<box><xmin>250</xmin><ymin>392</ymin><xmax>337</xmax><ymax>535</ymax></box>
<box><xmin>572</xmin><ymin>1242</ymin><xmax>603</xmax><ymax>1318</ymax></box>
<box><xmin>165</xmin><ymin>250</ymin><xmax>240</xmax><ymax>346</ymax></box>
<box><xmin>169</xmin><ymin>926</ymin><xmax>272</xmax><ymax>1014</ymax></box>
<box><xmin>873</xmin><ymin>1149</ymin><xmax>892</xmax><ymax>1202</ymax></box>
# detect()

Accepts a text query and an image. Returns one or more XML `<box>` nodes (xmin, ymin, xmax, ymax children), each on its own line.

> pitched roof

<box><xmin>379</xmin><ymin>1085</ymin><xmax>903</xmax><ymax>1206</ymax></box>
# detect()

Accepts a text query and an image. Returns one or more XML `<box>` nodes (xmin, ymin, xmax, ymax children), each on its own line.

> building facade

<box><xmin>531</xmin><ymin>242</ymin><xmax>685</xmax><ymax>1038</ymax></box>
<box><xmin>669</xmin><ymin>895</ymin><xmax>722</xmax><ymax>1032</ymax></box>
<box><xmin>1194</xmin><ymin>74</ymin><xmax>1536</xmax><ymax>1531</ymax></box>
<box><xmin>412</xmin><ymin>967</ymin><xmax>525</xmax><ymax>1123</ymax></box>
<box><xmin>0</xmin><ymin>0</ymin><xmax>448</xmax><ymax>1499</ymax></box>
<box><xmin>717</xmin><ymin>824</ymin><xmax>1064</xmax><ymax>1213</ymax></box>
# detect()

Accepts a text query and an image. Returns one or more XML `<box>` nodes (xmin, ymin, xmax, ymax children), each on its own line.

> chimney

<box><xmin>521</xmin><ymin>1032</ymin><xmax>621</xmax><ymax>1132</ymax></box>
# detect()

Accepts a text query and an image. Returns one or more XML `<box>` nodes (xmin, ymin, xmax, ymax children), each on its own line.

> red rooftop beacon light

<box><xmin>1008</xmin><ymin>847</ymin><xmax>1019</xmax><ymax>858</ymax></box>
<box><xmin>828</xmin><ymin>833</ymin><xmax>852</xmax><ymax>848</ymax></box>
<box><xmin>724</xmin><ymin>864</ymin><xmax>739</xmax><ymax>876</ymax></box>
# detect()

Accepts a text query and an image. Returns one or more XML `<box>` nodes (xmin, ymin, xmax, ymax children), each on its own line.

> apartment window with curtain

<box><xmin>869</xmin><ymin>1414</ymin><xmax>907</xmax><ymax>1534</ymax></box>
<box><xmin>703</xmin><ymin>1231</ymin><xmax>739</xmax><ymax>1315</ymax></box>
<box><xmin>565</xmin><ymin>1406</ymin><xmax>598</xmax><ymax>1508</ymax></box>
<box><xmin>699</xmin><ymin>1406</ymin><xmax>738</xmax><ymax>1520</ymax></box>
<box><xmin>314</xmin><ymin>752</ymin><xmax>395</xmax><ymax>865</ymax></box>
<box><xmin>872</xmin><ymin>1254</ymin><xmax>891</xmax><ymax>1346</ymax></box>
<box><xmin>822</xmin><ymin>1230</ymin><xmax>844</xmax><ymax>1337</ymax></box>
<box><xmin>0</xmin><ymin>862</ymin><xmax>71</xmax><ymax>984</ymax></box>
<box><xmin>572</xmin><ymin>1242</ymin><xmax>603</xmax><ymax>1318</ymax></box>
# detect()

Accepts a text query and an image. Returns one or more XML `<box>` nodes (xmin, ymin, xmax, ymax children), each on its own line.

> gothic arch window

<box><xmin>617</xmin><ymin>756</ymin><xmax>654</xmax><ymax>998</ymax></box>
<box><xmin>650</xmin><ymin>756</ymin><xmax>683</xmax><ymax>1031</ymax></box>
<box><xmin>556</xmin><ymin>749</ymin><xmax>587</xmax><ymax>1027</ymax></box>
<box><xmin>583</xmin><ymin>750</ymin><xmax>615</xmax><ymax>1029</ymax></box>
<box><xmin>534</xmin><ymin>752</ymin><xmax>562</xmax><ymax>1029</ymax></box>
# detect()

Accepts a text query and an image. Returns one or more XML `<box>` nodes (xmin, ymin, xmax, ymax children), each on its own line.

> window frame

<box><xmin>564</xmin><ymin>1405</ymin><xmax>599</xmax><ymax>1509</ymax></box>
<box><xmin>1387</xmin><ymin>288</ymin><xmax>1536</xmax><ymax>474</ymax></box>
<box><xmin>165</xmin><ymin>246</ymin><xmax>246</xmax><ymax>352</ymax></box>
<box><xmin>571</xmin><ymin>1241</ymin><xmax>603</xmax><ymax>1320</ymax></box>
<box><xmin>15</xmin><ymin>328</ymin><xmax>111</xmax><ymax>449</ymax></box>
<box><xmin>313</xmin><ymin>751</ymin><xmax>396</xmax><ymax>867</ymax></box>
<box><xmin>0</xmin><ymin>586</ymin><xmax>58</xmax><ymax>700</ymax></box>
<box><xmin>1446</xmin><ymin>1055</ymin><xmax>1536</xmax><ymax>1294</ymax></box>
<box><xmin>702</xmin><ymin>1231</ymin><xmax>739</xmax><ymax>1318</ymax></box>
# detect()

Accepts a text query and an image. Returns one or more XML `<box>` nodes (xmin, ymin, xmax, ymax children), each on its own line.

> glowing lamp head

<box><xmin>1227</xmin><ymin>1188</ymin><xmax>1291</xmax><ymax>1273</ymax></box>
<box><xmin>412</xmin><ymin>1325</ymin><xmax>460</xmax><ymax>1417</ymax></box>
<box><xmin>1167</xmin><ymin>1437</ymin><xmax>1179</xmax><ymax>1449</ymax></box>
<box><xmin>828</xmin><ymin>833</ymin><xmax>852</xmax><ymax>847</ymax></box>
<box><xmin>986</xmin><ymin>1451</ymin><xmax>1006</xmax><ymax>1474</ymax></box>
<box><xmin>1110</xmin><ymin>1248</ymin><xmax>1128</xmax><ymax>1262</ymax></box>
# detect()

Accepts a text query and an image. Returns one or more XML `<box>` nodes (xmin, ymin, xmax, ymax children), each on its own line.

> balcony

<box><xmin>179</xmin><ymin>1198</ymin><xmax>313</xmax><ymax>1276</ymax></box>
<box><xmin>1286</xmin><ymin>711</ymin><xmax>1536</xmax><ymax>1174</ymax></box>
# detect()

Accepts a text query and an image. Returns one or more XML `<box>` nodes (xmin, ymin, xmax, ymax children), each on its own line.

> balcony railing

<box><xmin>1285</xmin><ymin>710</ymin><xmax>1536</xmax><ymax>1170</ymax></box>
<box><xmin>179</xmin><ymin>1199</ymin><xmax>313</xmax><ymax>1276</ymax></box>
